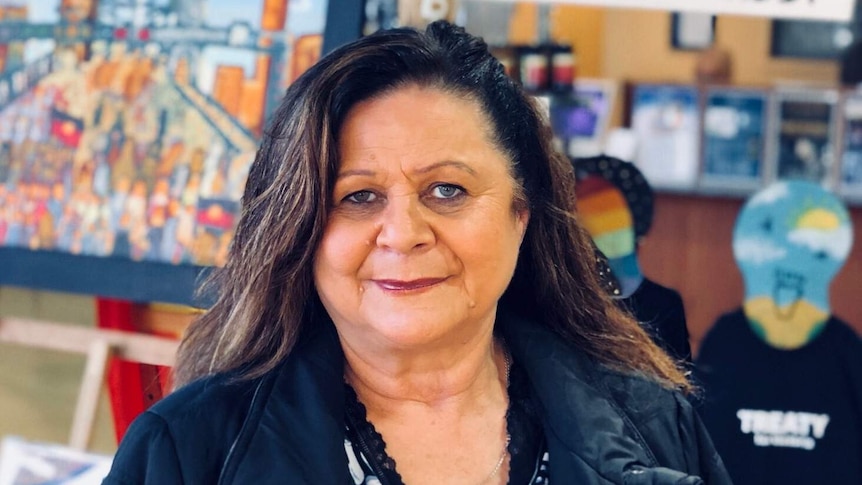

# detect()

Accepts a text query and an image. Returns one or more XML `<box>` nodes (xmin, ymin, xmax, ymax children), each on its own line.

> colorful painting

<box><xmin>574</xmin><ymin>156</ymin><xmax>653</xmax><ymax>299</ymax></box>
<box><xmin>575</xmin><ymin>175</ymin><xmax>642</xmax><ymax>298</ymax></box>
<box><xmin>733</xmin><ymin>181</ymin><xmax>854</xmax><ymax>349</ymax></box>
<box><xmin>0</xmin><ymin>0</ymin><xmax>327</xmax><ymax>268</ymax></box>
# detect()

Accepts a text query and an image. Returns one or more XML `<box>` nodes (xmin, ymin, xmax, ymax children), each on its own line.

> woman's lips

<box><xmin>373</xmin><ymin>277</ymin><xmax>448</xmax><ymax>293</ymax></box>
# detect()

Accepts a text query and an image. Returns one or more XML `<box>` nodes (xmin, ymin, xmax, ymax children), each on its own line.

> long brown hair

<box><xmin>174</xmin><ymin>21</ymin><xmax>690</xmax><ymax>392</ymax></box>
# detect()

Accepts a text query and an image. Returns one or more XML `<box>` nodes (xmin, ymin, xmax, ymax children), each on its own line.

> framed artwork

<box><xmin>0</xmin><ymin>0</ymin><xmax>330</xmax><ymax>304</ymax></box>
<box><xmin>700</xmin><ymin>87</ymin><xmax>770</xmax><ymax>193</ymax></box>
<box><xmin>629</xmin><ymin>83</ymin><xmax>701</xmax><ymax>191</ymax></box>
<box><xmin>549</xmin><ymin>78</ymin><xmax>617</xmax><ymax>158</ymax></box>
<box><xmin>838</xmin><ymin>91</ymin><xmax>862</xmax><ymax>200</ymax></box>
<box><xmin>361</xmin><ymin>0</ymin><xmax>399</xmax><ymax>35</ymax></box>
<box><xmin>671</xmin><ymin>12</ymin><xmax>716</xmax><ymax>50</ymax></box>
<box><xmin>771</xmin><ymin>19</ymin><xmax>856</xmax><ymax>60</ymax></box>
<box><xmin>767</xmin><ymin>88</ymin><xmax>840</xmax><ymax>189</ymax></box>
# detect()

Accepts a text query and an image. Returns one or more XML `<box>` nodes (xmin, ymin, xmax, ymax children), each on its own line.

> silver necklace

<box><xmin>480</xmin><ymin>345</ymin><xmax>512</xmax><ymax>484</ymax></box>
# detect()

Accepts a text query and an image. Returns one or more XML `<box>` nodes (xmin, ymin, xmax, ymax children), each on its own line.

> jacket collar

<box><xmin>228</xmin><ymin>309</ymin><xmax>656</xmax><ymax>484</ymax></box>
<box><xmin>227</xmin><ymin>319</ymin><xmax>352</xmax><ymax>484</ymax></box>
<box><xmin>497</xmin><ymin>310</ymin><xmax>657</xmax><ymax>483</ymax></box>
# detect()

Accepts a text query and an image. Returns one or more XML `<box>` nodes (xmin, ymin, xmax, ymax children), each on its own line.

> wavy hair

<box><xmin>174</xmin><ymin>21</ymin><xmax>690</xmax><ymax>392</ymax></box>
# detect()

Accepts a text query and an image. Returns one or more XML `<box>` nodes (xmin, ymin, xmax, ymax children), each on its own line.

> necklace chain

<box><xmin>480</xmin><ymin>344</ymin><xmax>512</xmax><ymax>484</ymax></box>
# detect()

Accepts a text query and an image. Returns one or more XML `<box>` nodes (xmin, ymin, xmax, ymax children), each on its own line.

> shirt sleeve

<box><xmin>102</xmin><ymin>411</ymin><xmax>184</xmax><ymax>485</ymax></box>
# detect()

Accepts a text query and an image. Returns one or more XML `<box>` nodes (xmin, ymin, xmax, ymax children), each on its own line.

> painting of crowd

<box><xmin>0</xmin><ymin>0</ymin><xmax>326</xmax><ymax>267</ymax></box>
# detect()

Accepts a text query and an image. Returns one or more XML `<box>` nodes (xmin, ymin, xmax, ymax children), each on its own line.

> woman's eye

<box><xmin>344</xmin><ymin>190</ymin><xmax>377</xmax><ymax>204</ymax></box>
<box><xmin>430</xmin><ymin>184</ymin><xmax>464</xmax><ymax>199</ymax></box>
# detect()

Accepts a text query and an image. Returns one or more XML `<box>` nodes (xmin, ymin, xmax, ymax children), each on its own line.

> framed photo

<box><xmin>768</xmin><ymin>89</ymin><xmax>840</xmax><ymax>188</ymax></box>
<box><xmin>629</xmin><ymin>83</ymin><xmax>701</xmax><ymax>191</ymax></box>
<box><xmin>838</xmin><ymin>91</ymin><xmax>862</xmax><ymax>200</ymax></box>
<box><xmin>549</xmin><ymin>78</ymin><xmax>617</xmax><ymax>158</ymax></box>
<box><xmin>671</xmin><ymin>12</ymin><xmax>716</xmax><ymax>50</ymax></box>
<box><xmin>771</xmin><ymin>19</ymin><xmax>854</xmax><ymax>60</ymax></box>
<box><xmin>361</xmin><ymin>0</ymin><xmax>399</xmax><ymax>35</ymax></box>
<box><xmin>700</xmin><ymin>88</ymin><xmax>770</xmax><ymax>193</ymax></box>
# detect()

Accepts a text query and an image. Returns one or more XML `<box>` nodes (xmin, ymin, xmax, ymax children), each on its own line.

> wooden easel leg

<box><xmin>69</xmin><ymin>340</ymin><xmax>112</xmax><ymax>451</ymax></box>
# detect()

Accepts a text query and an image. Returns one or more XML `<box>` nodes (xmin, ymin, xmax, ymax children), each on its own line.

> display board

<box><xmin>768</xmin><ymin>88</ymin><xmax>840</xmax><ymax>188</ymax></box>
<box><xmin>621</xmin><ymin>83</ymin><xmax>862</xmax><ymax>203</ymax></box>
<box><xmin>629</xmin><ymin>83</ymin><xmax>700</xmax><ymax>191</ymax></box>
<box><xmin>701</xmin><ymin>88</ymin><xmax>770</xmax><ymax>193</ymax></box>
<box><xmin>840</xmin><ymin>91</ymin><xmax>862</xmax><ymax>201</ymax></box>
<box><xmin>771</xmin><ymin>19</ymin><xmax>856</xmax><ymax>59</ymax></box>
<box><xmin>0</xmin><ymin>0</ymin><xmax>330</xmax><ymax>304</ymax></box>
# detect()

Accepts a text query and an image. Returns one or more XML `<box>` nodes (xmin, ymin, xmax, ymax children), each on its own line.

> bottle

<box><xmin>519</xmin><ymin>45</ymin><xmax>549</xmax><ymax>93</ymax></box>
<box><xmin>550</xmin><ymin>44</ymin><xmax>576</xmax><ymax>93</ymax></box>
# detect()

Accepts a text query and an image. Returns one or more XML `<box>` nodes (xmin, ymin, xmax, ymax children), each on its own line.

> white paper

<box><xmin>0</xmin><ymin>437</ymin><xmax>112</xmax><ymax>485</ymax></box>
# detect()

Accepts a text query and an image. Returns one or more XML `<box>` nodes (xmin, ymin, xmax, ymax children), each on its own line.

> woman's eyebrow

<box><xmin>413</xmin><ymin>160</ymin><xmax>476</xmax><ymax>176</ymax></box>
<box><xmin>337</xmin><ymin>161</ymin><xmax>477</xmax><ymax>180</ymax></box>
<box><xmin>336</xmin><ymin>168</ymin><xmax>376</xmax><ymax>180</ymax></box>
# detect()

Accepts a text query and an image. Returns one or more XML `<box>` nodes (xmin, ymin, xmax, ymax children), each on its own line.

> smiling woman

<box><xmin>317</xmin><ymin>87</ymin><xmax>528</xmax><ymax>358</ymax></box>
<box><xmin>103</xmin><ymin>21</ymin><xmax>731</xmax><ymax>485</ymax></box>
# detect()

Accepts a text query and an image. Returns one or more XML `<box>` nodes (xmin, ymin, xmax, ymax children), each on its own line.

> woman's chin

<box><xmin>354</xmin><ymin>313</ymin><xmax>468</xmax><ymax>351</ymax></box>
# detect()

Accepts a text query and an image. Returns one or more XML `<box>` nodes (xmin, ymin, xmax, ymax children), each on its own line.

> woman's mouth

<box><xmin>373</xmin><ymin>278</ymin><xmax>448</xmax><ymax>293</ymax></box>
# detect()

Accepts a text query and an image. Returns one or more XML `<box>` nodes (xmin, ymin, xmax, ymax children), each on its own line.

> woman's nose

<box><xmin>375</xmin><ymin>194</ymin><xmax>435</xmax><ymax>253</ymax></box>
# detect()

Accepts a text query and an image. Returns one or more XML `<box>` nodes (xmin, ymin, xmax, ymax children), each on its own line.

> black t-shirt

<box><xmin>695</xmin><ymin>309</ymin><xmax>862</xmax><ymax>485</ymax></box>
<box><xmin>620</xmin><ymin>278</ymin><xmax>692</xmax><ymax>362</ymax></box>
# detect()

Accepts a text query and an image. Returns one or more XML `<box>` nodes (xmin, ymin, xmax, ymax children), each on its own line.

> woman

<box><xmin>104</xmin><ymin>22</ymin><xmax>730</xmax><ymax>485</ymax></box>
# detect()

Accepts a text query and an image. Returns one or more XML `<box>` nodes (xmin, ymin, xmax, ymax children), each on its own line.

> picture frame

<box><xmin>767</xmin><ymin>88</ymin><xmax>840</xmax><ymax>189</ymax></box>
<box><xmin>0</xmin><ymin>0</ymin><xmax>333</xmax><ymax>304</ymax></box>
<box><xmin>770</xmin><ymin>19</ymin><xmax>854</xmax><ymax>60</ymax></box>
<box><xmin>629</xmin><ymin>83</ymin><xmax>701</xmax><ymax>191</ymax></box>
<box><xmin>548</xmin><ymin>78</ymin><xmax>617</xmax><ymax>158</ymax></box>
<box><xmin>699</xmin><ymin>87</ymin><xmax>771</xmax><ymax>194</ymax></box>
<box><xmin>838</xmin><ymin>90</ymin><xmax>862</xmax><ymax>201</ymax></box>
<box><xmin>671</xmin><ymin>12</ymin><xmax>716</xmax><ymax>51</ymax></box>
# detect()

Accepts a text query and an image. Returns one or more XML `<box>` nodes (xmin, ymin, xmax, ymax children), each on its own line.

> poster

<box><xmin>701</xmin><ymin>88</ymin><xmax>769</xmax><ymax>192</ymax></box>
<box><xmin>770</xmin><ymin>89</ymin><xmax>838</xmax><ymax>188</ymax></box>
<box><xmin>630</xmin><ymin>83</ymin><xmax>700</xmax><ymax>190</ymax></box>
<box><xmin>549</xmin><ymin>78</ymin><xmax>616</xmax><ymax>158</ymax></box>
<box><xmin>0</xmin><ymin>0</ymin><xmax>327</xmax><ymax>273</ymax></box>
<box><xmin>839</xmin><ymin>92</ymin><xmax>862</xmax><ymax>199</ymax></box>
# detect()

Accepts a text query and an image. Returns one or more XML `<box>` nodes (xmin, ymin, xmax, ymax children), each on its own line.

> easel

<box><xmin>0</xmin><ymin>316</ymin><xmax>179</xmax><ymax>451</ymax></box>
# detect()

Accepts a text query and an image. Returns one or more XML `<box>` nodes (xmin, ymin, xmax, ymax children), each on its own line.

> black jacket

<box><xmin>621</xmin><ymin>278</ymin><xmax>692</xmax><ymax>363</ymax></box>
<box><xmin>104</xmin><ymin>310</ymin><xmax>731</xmax><ymax>484</ymax></box>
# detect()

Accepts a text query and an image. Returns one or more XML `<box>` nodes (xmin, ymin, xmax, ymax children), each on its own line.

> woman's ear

<box><xmin>516</xmin><ymin>209</ymin><xmax>530</xmax><ymax>243</ymax></box>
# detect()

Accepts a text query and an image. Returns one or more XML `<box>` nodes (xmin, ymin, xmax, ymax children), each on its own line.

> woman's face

<box><xmin>313</xmin><ymin>85</ymin><xmax>529</xmax><ymax>352</ymax></box>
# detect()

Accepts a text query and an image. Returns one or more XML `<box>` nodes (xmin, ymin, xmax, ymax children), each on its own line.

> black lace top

<box><xmin>343</xmin><ymin>358</ymin><xmax>550</xmax><ymax>484</ymax></box>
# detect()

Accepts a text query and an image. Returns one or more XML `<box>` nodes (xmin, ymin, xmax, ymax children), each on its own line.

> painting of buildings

<box><xmin>0</xmin><ymin>0</ymin><xmax>328</xmax><ymax>268</ymax></box>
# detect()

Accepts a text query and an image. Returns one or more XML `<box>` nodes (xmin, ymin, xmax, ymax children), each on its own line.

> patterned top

<box><xmin>343</xmin><ymin>359</ymin><xmax>550</xmax><ymax>484</ymax></box>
